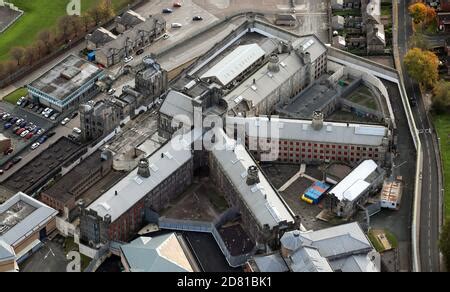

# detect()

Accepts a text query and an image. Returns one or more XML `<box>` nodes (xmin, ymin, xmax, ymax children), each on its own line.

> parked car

<box><xmin>31</xmin><ymin>142</ymin><xmax>40</xmax><ymax>150</ymax></box>
<box><xmin>33</xmin><ymin>127</ymin><xmax>41</xmax><ymax>134</ymax></box>
<box><xmin>171</xmin><ymin>23</ymin><xmax>183</xmax><ymax>29</ymax></box>
<box><xmin>10</xmin><ymin>117</ymin><xmax>18</xmax><ymax>124</ymax></box>
<box><xmin>47</xmin><ymin>132</ymin><xmax>56</xmax><ymax>138</ymax></box>
<box><xmin>12</xmin><ymin>156</ymin><xmax>22</xmax><ymax>164</ymax></box>
<box><xmin>0</xmin><ymin>170</ymin><xmax>4</xmax><ymax>176</ymax></box>
<box><xmin>2</xmin><ymin>113</ymin><xmax>11</xmax><ymax>120</ymax></box>
<box><xmin>136</xmin><ymin>49</ymin><xmax>145</xmax><ymax>55</ymax></box>
<box><xmin>19</xmin><ymin>121</ymin><xmax>27</xmax><ymax>128</ymax></box>
<box><xmin>73</xmin><ymin>127</ymin><xmax>82</xmax><ymax>134</ymax></box>
<box><xmin>15</xmin><ymin>119</ymin><xmax>23</xmax><ymax>126</ymax></box>
<box><xmin>163</xmin><ymin>33</ymin><xmax>170</xmax><ymax>40</ymax></box>
<box><xmin>61</xmin><ymin>118</ymin><xmax>70</xmax><ymax>125</ymax></box>
<box><xmin>71</xmin><ymin>112</ymin><xmax>78</xmax><ymax>119</ymax></box>
<box><xmin>38</xmin><ymin>136</ymin><xmax>48</xmax><ymax>144</ymax></box>
<box><xmin>37</xmin><ymin>129</ymin><xmax>45</xmax><ymax>135</ymax></box>
<box><xmin>44</xmin><ymin>109</ymin><xmax>54</xmax><ymax>118</ymax></box>
<box><xmin>37</xmin><ymin>107</ymin><xmax>44</xmax><ymax>114</ymax></box>
<box><xmin>108</xmin><ymin>88</ymin><xmax>116</xmax><ymax>95</ymax></box>
<box><xmin>3</xmin><ymin>147</ymin><xmax>13</xmax><ymax>155</ymax></box>
<box><xmin>28</xmin><ymin>103</ymin><xmax>35</xmax><ymax>110</ymax></box>
<box><xmin>25</xmin><ymin>132</ymin><xmax>34</xmax><ymax>140</ymax></box>
<box><xmin>4</xmin><ymin>162</ymin><xmax>14</xmax><ymax>171</ymax></box>
<box><xmin>50</xmin><ymin>113</ymin><xmax>59</xmax><ymax>121</ymax></box>
<box><xmin>193</xmin><ymin>16</ymin><xmax>203</xmax><ymax>21</ymax></box>
<box><xmin>16</xmin><ymin>128</ymin><xmax>25</xmax><ymax>135</ymax></box>
<box><xmin>12</xmin><ymin>126</ymin><xmax>20</xmax><ymax>133</ymax></box>
<box><xmin>162</xmin><ymin>8</ymin><xmax>173</xmax><ymax>13</ymax></box>
<box><xmin>124</xmin><ymin>56</ymin><xmax>134</xmax><ymax>63</ymax></box>
<box><xmin>21</xmin><ymin>100</ymin><xmax>29</xmax><ymax>108</ymax></box>
<box><xmin>4</xmin><ymin>123</ymin><xmax>13</xmax><ymax>130</ymax></box>
<box><xmin>173</xmin><ymin>2</ymin><xmax>182</xmax><ymax>7</ymax></box>
<box><xmin>16</xmin><ymin>96</ymin><xmax>25</xmax><ymax>106</ymax></box>
<box><xmin>20</xmin><ymin>130</ymin><xmax>30</xmax><ymax>138</ymax></box>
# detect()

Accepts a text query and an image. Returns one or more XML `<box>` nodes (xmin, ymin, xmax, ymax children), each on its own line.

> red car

<box><xmin>16</xmin><ymin>128</ymin><xmax>25</xmax><ymax>135</ymax></box>
<box><xmin>25</xmin><ymin>132</ymin><xmax>34</xmax><ymax>140</ymax></box>
<box><xmin>4</xmin><ymin>162</ymin><xmax>14</xmax><ymax>171</ymax></box>
<box><xmin>173</xmin><ymin>2</ymin><xmax>182</xmax><ymax>7</ymax></box>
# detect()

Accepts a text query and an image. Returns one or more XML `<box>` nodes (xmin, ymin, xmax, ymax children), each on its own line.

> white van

<box><xmin>171</xmin><ymin>23</ymin><xmax>183</xmax><ymax>29</ymax></box>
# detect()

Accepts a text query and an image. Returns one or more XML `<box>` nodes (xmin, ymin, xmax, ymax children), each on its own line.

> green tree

<box><xmin>440</xmin><ymin>219</ymin><xmax>450</xmax><ymax>271</ymax></box>
<box><xmin>432</xmin><ymin>81</ymin><xmax>450</xmax><ymax>114</ymax></box>
<box><xmin>404</xmin><ymin>48</ymin><xmax>439</xmax><ymax>88</ymax></box>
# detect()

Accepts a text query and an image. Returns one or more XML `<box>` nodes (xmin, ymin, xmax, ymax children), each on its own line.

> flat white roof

<box><xmin>201</xmin><ymin>44</ymin><xmax>266</xmax><ymax>87</ymax></box>
<box><xmin>0</xmin><ymin>192</ymin><xmax>57</xmax><ymax>247</ymax></box>
<box><xmin>328</xmin><ymin>160</ymin><xmax>379</xmax><ymax>202</ymax></box>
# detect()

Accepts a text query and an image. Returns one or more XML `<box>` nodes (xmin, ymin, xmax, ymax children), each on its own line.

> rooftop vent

<box><xmin>268</xmin><ymin>54</ymin><xmax>280</xmax><ymax>73</ymax></box>
<box><xmin>246</xmin><ymin>165</ymin><xmax>260</xmax><ymax>186</ymax></box>
<box><xmin>137</xmin><ymin>158</ymin><xmax>151</xmax><ymax>178</ymax></box>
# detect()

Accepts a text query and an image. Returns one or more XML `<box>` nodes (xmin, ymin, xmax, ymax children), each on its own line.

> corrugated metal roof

<box><xmin>328</xmin><ymin>160</ymin><xmax>379</xmax><ymax>202</ymax></box>
<box><xmin>201</xmin><ymin>44</ymin><xmax>266</xmax><ymax>86</ymax></box>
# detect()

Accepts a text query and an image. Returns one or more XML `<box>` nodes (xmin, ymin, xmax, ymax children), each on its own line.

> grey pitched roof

<box><xmin>210</xmin><ymin>129</ymin><xmax>296</xmax><ymax>229</ymax></box>
<box><xmin>87</xmin><ymin>27</ymin><xmax>117</xmax><ymax>45</ymax></box>
<box><xmin>0</xmin><ymin>239</ymin><xmax>15</xmax><ymax>261</ymax></box>
<box><xmin>228</xmin><ymin>116</ymin><xmax>388</xmax><ymax>147</ymax></box>
<box><xmin>159</xmin><ymin>90</ymin><xmax>193</xmax><ymax>126</ymax></box>
<box><xmin>117</xmin><ymin>10</ymin><xmax>145</xmax><ymax>27</ymax></box>
<box><xmin>290</xmin><ymin>246</ymin><xmax>333</xmax><ymax>272</ymax></box>
<box><xmin>120</xmin><ymin>234</ymin><xmax>192</xmax><ymax>272</ymax></box>
<box><xmin>329</xmin><ymin>253</ymin><xmax>379</xmax><ymax>272</ymax></box>
<box><xmin>253</xmin><ymin>253</ymin><xmax>289</xmax><ymax>272</ymax></box>
<box><xmin>296</xmin><ymin>223</ymin><xmax>374</xmax><ymax>260</ymax></box>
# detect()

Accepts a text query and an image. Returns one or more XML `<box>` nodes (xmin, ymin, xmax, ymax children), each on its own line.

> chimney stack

<box><xmin>137</xmin><ymin>158</ymin><xmax>151</xmax><ymax>178</ymax></box>
<box><xmin>268</xmin><ymin>54</ymin><xmax>280</xmax><ymax>73</ymax></box>
<box><xmin>246</xmin><ymin>166</ymin><xmax>260</xmax><ymax>186</ymax></box>
<box><xmin>312</xmin><ymin>111</ymin><xmax>324</xmax><ymax>131</ymax></box>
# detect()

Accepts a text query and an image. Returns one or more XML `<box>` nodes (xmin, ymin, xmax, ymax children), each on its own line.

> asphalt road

<box><xmin>398</xmin><ymin>0</ymin><xmax>441</xmax><ymax>272</ymax></box>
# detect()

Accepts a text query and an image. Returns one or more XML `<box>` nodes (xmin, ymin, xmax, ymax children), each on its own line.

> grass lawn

<box><xmin>0</xmin><ymin>0</ymin><xmax>131</xmax><ymax>61</ymax></box>
<box><xmin>433</xmin><ymin>114</ymin><xmax>450</xmax><ymax>219</ymax></box>
<box><xmin>333</xmin><ymin>9</ymin><xmax>361</xmax><ymax>17</ymax></box>
<box><xmin>2</xmin><ymin>87</ymin><xmax>27</xmax><ymax>104</ymax></box>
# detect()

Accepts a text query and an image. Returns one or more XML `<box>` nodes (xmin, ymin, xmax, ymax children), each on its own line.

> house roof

<box><xmin>252</xmin><ymin>253</ymin><xmax>289</xmax><ymax>272</ymax></box>
<box><xmin>116</xmin><ymin>10</ymin><xmax>146</xmax><ymax>27</ymax></box>
<box><xmin>290</xmin><ymin>246</ymin><xmax>333</xmax><ymax>272</ymax></box>
<box><xmin>159</xmin><ymin>90</ymin><xmax>194</xmax><ymax>126</ymax></box>
<box><xmin>87</xmin><ymin>27</ymin><xmax>117</xmax><ymax>45</ymax></box>
<box><xmin>120</xmin><ymin>234</ymin><xmax>193</xmax><ymax>272</ymax></box>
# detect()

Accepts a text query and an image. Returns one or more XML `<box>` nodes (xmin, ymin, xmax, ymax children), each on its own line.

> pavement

<box><xmin>20</xmin><ymin>239</ymin><xmax>69</xmax><ymax>272</ymax></box>
<box><xmin>397</xmin><ymin>0</ymin><xmax>442</xmax><ymax>272</ymax></box>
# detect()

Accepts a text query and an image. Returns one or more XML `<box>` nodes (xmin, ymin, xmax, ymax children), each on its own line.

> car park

<box><xmin>31</xmin><ymin>142</ymin><xmax>40</xmax><ymax>150</ymax></box>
